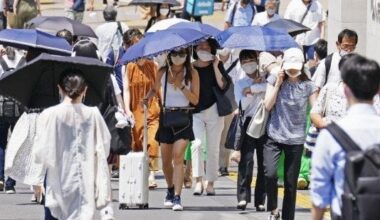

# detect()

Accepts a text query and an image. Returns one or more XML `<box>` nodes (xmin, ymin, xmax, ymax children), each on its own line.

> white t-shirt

<box><xmin>312</xmin><ymin>52</ymin><xmax>341</xmax><ymax>88</ymax></box>
<box><xmin>110</xmin><ymin>74</ymin><xmax>122</xmax><ymax>96</ymax></box>
<box><xmin>284</xmin><ymin>0</ymin><xmax>325</xmax><ymax>46</ymax></box>
<box><xmin>252</xmin><ymin>11</ymin><xmax>281</xmax><ymax>26</ymax></box>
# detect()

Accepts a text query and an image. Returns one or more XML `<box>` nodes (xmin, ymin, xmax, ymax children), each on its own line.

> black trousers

<box><xmin>237</xmin><ymin>117</ymin><xmax>266</xmax><ymax>206</ymax></box>
<box><xmin>263</xmin><ymin>136</ymin><xmax>303</xmax><ymax>220</ymax></box>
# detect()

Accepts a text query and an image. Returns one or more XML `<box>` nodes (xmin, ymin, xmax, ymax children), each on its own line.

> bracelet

<box><xmin>180</xmin><ymin>85</ymin><xmax>185</xmax><ymax>90</ymax></box>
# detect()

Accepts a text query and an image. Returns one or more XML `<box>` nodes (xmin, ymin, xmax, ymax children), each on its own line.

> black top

<box><xmin>193</xmin><ymin>62</ymin><xmax>230</xmax><ymax>113</ymax></box>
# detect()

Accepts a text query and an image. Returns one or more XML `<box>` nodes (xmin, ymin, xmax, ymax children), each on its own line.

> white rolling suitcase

<box><xmin>119</xmin><ymin>103</ymin><xmax>149</xmax><ymax>209</ymax></box>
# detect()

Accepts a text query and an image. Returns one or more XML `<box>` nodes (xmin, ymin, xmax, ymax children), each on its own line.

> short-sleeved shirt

<box><xmin>225</xmin><ymin>2</ymin><xmax>256</xmax><ymax>27</ymax></box>
<box><xmin>252</xmin><ymin>11</ymin><xmax>281</xmax><ymax>26</ymax></box>
<box><xmin>312</xmin><ymin>52</ymin><xmax>341</xmax><ymax>88</ymax></box>
<box><xmin>266</xmin><ymin>76</ymin><xmax>318</xmax><ymax>145</ymax></box>
<box><xmin>284</xmin><ymin>0</ymin><xmax>325</xmax><ymax>46</ymax></box>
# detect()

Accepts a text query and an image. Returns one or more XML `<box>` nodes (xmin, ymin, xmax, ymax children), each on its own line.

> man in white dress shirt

<box><xmin>252</xmin><ymin>0</ymin><xmax>280</xmax><ymax>26</ymax></box>
<box><xmin>284</xmin><ymin>0</ymin><xmax>325</xmax><ymax>61</ymax></box>
<box><xmin>310</xmin><ymin>54</ymin><xmax>380</xmax><ymax>220</ymax></box>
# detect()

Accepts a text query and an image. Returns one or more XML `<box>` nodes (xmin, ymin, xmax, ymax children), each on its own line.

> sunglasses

<box><xmin>171</xmin><ymin>51</ymin><xmax>187</xmax><ymax>57</ymax></box>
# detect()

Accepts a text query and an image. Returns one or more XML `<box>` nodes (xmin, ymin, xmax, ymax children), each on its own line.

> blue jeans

<box><xmin>0</xmin><ymin>121</ymin><xmax>16</xmax><ymax>187</ymax></box>
<box><xmin>303</xmin><ymin>45</ymin><xmax>315</xmax><ymax>61</ymax></box>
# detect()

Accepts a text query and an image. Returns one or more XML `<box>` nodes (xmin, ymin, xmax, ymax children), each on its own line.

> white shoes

<box><xmin>100</xmin><ymin>205</ymin><xmax>115</xmax><ymax>220</ymax></box>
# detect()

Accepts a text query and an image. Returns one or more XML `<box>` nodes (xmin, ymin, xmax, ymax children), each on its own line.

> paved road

<box><xmin>0</xmin><ymin>0</ymin><xmax>331</xmax><ymax>219</ymax></box>
<box><xmin>0</xmin><ymin>167</ymin><xmax>315</xmax><ymax>220</ymax></box>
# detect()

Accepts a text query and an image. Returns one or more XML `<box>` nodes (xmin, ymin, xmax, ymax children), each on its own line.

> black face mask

<box><xmin>241</xmin><ymin>0</ymin><xmax>250</xmax><ymax>5</ymax></box>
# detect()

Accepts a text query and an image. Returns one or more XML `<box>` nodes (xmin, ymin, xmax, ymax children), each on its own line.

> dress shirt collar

<box><xmin>346</xmin><ymin>103</ymin><xmax>378</xmax><ymax>116</ymax></box>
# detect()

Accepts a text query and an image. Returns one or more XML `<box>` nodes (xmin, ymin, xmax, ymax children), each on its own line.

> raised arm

<box><xmin>264</xmin><ymin>71</ymin><xmax>284</xmax><ymax>111</ymax></box>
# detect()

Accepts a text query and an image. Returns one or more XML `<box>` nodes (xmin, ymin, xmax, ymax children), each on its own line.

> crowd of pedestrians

<box><xmin>0</xmin><ymin>0</ymin><xmax>379</xmax><ymax>220</ymax></box>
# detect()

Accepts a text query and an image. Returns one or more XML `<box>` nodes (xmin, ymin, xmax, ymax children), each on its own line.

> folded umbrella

<box><xmin>216</xmin><ymin>25</ymin><xmax>299</xmax><ymax>51</ymax></box>
<box><xmin>128</xmin><ymin>0</ymin><xmax>180</xmax><ymax>6</ymax></box>
<box><xmin>0</xmin><ymin>53</ymin><xmax>112</xmax><ymax>109</ymax></box>
<box><xmin>25</xmin><ymin>16</ymin><xmax>97</xmax><ymax>38</ymax></box>
<box><xmin>146</xmin><ymin>18</ymin><xmax>189</xmax><ymax>33</ymax></box>
<box><xmin>264</xmin><ymin>19</ymin><xmax>311</xmax><ymax>37</ymax></box>
<box><xmin>169</xmin><ymin>22</ymin><xmax>222</xmax><ymax>38</ymax></box>
<box><xmin>120</xmin><ymin>28</ymin><xmax>208</xmax><ymax>63</ymax></box>
<box><xmin>0</xmin><ymin>29</ymin><xmax>72</xmax><ymax>55</ymax></box>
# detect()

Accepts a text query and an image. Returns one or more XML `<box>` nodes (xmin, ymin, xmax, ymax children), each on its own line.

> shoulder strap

<box><xmin>249</xmin><ymin>2</ymin><xmax>257</xmax><ymax>23</ymax></box>
<box><xmin>300</xmin><ymin>2</ymin><xmax>312</xmax><ymax>24</ymax></box>
<box><xmin>326</xmin><ymin>122</ymin><xmax>362</xmax><ymax>152</ymax></box>
<box><xmin>230</xmin><ymin>2</ymin><xmax>238</xmax><ymax>25</ymax></box>
<box><xmin>116</xmin><ymin>21</ymin><xmax>123</xmax><ymax>36</ymax></box>
<box><xmin>0</xmin><ymin>57</ymin><xmax>10</xmax><ymax>71</ymax></box>
<box><xmin>225</xmin><ymin>59</ymin><xmax>239</xmax><ymax>75</ymax></box>
<box><xmin>324</xmin><ymin>53</ymin><xmax>333</xmax><ymax>85</ymax></box>
<box><xmin>163</xmin><ymin>69</ymin><xmax>169</xmax><ymax>108</ymax></box>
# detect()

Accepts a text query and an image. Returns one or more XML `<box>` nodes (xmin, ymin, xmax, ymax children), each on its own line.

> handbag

<box><xmin>161</xmin><ymin>70</ymin><xmax>190</xmax><ymax>128</ymax></box>
<box><xmin>246</xmin><ymin>99</ymin><xmax>269</xmax><ymax>139</ymax></box>
<box><xmin>225</xmin><ymin>102</ymin><xmax>243</xmax><ymax>150</ymax></box>
<box><xmin>102</xmin><ymin>79</ymin><xmax>132</xmax><ymax>155</ymax></box>
<box><xmin>213</xmin><ymin>86</ymin><xmax>234</xmax><ymax>117</ymax></box>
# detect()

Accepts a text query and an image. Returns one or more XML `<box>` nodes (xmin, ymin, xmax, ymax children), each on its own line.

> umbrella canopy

<box><xmin>146</xmin><ymin>18</ymin><xmax>189</xmax><ymax>33</ymax></box>
<box><xmin>25</xmin><ymin>16</ymin><xmax>97</xmax><ymax>38</ymax></box>
<box><xmin>169</xmin><ymin>22</ymin><xmax>221</xmax><ymax>38</ymax></box>
<box><xmin>120</xmin><ymin>28</ymin><xmax>208</xmax><ymax>63</ymax></box>
<box><xmin>0</xmin><ymin>29</ymin><xmax>72</xmax><ymax>55</ymax></box>
<box><xmin>128</xmin><ymin>0</ymin><xmax>180</xmax><ymax>6</ymax></box>
<box><xmin>0</xmin><ymin>53</ymin><xmax>112</xmax><ymax>109</ymax></box>
<box><xmin>264</xmin><ymin>19</ymin><xmax>311</xmax><ymax>37</ymax></box>
<box><xmin>216</xmin><ymin>25</ymin><xmax>299</xmax><ymax>51</ymax></box>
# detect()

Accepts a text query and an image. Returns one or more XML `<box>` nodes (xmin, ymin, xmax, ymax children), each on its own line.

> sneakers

<box><xmin>0</xmin><ymin>180</ymin><xmax>4</xmax><ymax>191</ymax></box>
<box><xmin>164</xmin><ymin>187</ymin><xmax>175</xmax><ymax>208</ymax></box>
<box><xmin>297</xmin><ymin>178</ymin><xmax>309</xmax><ymax>190</ymax></box>
<box><xmin>268</xmin><ymin>212</ymin><xmax>281</xmax><ymax>220</ymax></box>
<box><xmin>172</xmin><ymin>195</ymin><xmax>183</xmax><ymax>211</ymax></box>
<box><xmin>5</xmin><ymin>185</ymin><xmax>15</xmax><ymax>194</ymax></box>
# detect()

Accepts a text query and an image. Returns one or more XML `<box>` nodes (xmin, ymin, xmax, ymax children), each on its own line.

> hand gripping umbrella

<box><xmin>0</xmin><ymin>29</ymin><xmax>72</xmax><ymax>55</ymax></box>
<box><xmin>216</xmin><ymin>25</ymin><xmax>299</xmax><ymax>51</ymax></box>
<box><xmin>0</xmin><ymin>53</ymin><xmax>112</xmax><ymax>109</ymax></box>
<box><xmin>120</xmin><ymin>28</ymin><xmax>209</xmax><ymax>63</ymax></box>
<box><xmin>25</xmin><ymin>16</ymin><xmax>97</xmax><ymax>38</ymax></box>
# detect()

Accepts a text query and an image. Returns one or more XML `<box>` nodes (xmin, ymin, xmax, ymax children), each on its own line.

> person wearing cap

<box><xmin>95</xmin><ymin>6</ymin><xmax>128</xmax><ymax>62</ymax></box>
<box><xmin>252</xmin><ymin>0</ymin><xmax>280</xmax><ymax>26</ymax></box>
<box><xmin>263</xmin><ymin>47</ymin><xmax>318</xmax><ymax>220</ymax></box>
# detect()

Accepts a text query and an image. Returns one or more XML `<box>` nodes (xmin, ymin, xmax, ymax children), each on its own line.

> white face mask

<box><xmin>171</xmin><ymin>55</ymin><xmax>187</xmax><ymax>66</ymax></box>
<box><xmin>285</xmin><ymin>69</ymin><xmax>302</xmax><ymax>78</ymax></box>
<box><xmin>160</xmin><ymin>8</ymin><xmax>169</xmax><ymax>16</ymax></box>
<box><xmin>154</xmin><ymin>53</ymin><xmax>168</xmax><ymax>67</ymax></box>
<box><xmin>217</xmin><ymin>48</ymin><xmax>230</xmax><ymax>57</ymax></box>
<box><xmin>339</xmin><ymin>49</ymin><xmax>350</xmax><ymax>57</ymax></box>
<box><xmin>197</xmin><ymin>50</ymin><xmax>214</xmax><ymax>62</ymax></box>
<box><xmin>241</xmin><ymin>62</ymin><xmax>258</xmax><ymax>74</ymax></box>
<box><xmin>267</xmin><ymin>9</ymin><xmax>275</xmax><ymax>16</ymax></box>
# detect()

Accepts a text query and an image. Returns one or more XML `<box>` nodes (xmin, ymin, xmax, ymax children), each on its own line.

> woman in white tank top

<box><xmin>145</xmin><ymin>47</ymin><xmax>199</xmax><ymax>211</ymax></box>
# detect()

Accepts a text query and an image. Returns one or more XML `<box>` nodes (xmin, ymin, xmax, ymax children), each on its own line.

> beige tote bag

<box><xmin>246</xmin><ymin>99</ymin><xmax>269</xmax><ymax>139</ymax></box>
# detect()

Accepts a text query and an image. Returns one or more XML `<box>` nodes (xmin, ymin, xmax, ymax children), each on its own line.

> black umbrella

<box><xmin>25</xmin><ymin>16</ymin><xmax>97</xmax><ymax>38</ymax></box>
<box><xmin>264</xmin><ymin>19</ymin><xmax>311</xmax><ymax>37</ymax></box>
<box><xmin>0</xmin><ymin>53</ymin><xmax>112</xmax><ymax>109</ymax></box>
<box><xmin>128</xmin><ymin>0</ymin><xmax>180</xmax><ymax>6</ymax></box>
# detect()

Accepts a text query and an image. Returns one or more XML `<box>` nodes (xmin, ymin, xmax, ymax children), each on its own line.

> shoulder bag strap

<box><xmin>249</xmin><ymin>2</ymin><xmax>257</xmax><ymax>23</ymax></box>
<box><xmin>230</xmin><ymin>2</ymin><xmax>238</xmax><ymax>25</ymax></box>
<box><xmin>116</xmin><ymin>21</ymin><xmax>123</xmax><ymax>36</ymax></box>
<box><xmin>162</xmin><ymin>69</ymin><xmax>169</xmax><ymax>109</ymax></box>
<box><xmin>326</xmin><ymin>122</ymin><xmax>362</xmax><ymax>152</ymax></box>
<box><xmin>300</xmin><ymin>2</ymin><xmax>312</xmax><ymax>24</ymax></box>
<box><xmin>324</xmin><ymin>53</ymin><xmax>333</xmax><ymax>85</ymax></box>
<box><xmin>225</xmin><ymin>59</ymin><xmax>239</xmax><ymax>75</ymax></box>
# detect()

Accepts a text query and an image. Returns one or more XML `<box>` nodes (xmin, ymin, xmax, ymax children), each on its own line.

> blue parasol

<box><xmin>120</xmin><ymin>28</ymin><xmax>208</xmax><ymax>63</ymax></box>
<box><xmin>216</xmin><ymin>25</ymin><xmax>299</xmax><ymax>51</ymax></box>
<box><xmin>0</xmin><ymin>29</ymin><xmax>72</xmax><ymax>55</ymax></box>
<box><xmin>169</xmin><ymin>22</ymin><xmax>222</xmax><ymax>38</ymax></box>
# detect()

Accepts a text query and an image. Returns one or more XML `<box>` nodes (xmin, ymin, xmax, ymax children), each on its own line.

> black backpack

<box><xmin>326</xmin><ymin>122</ymin><xmax>380</xmax><ymax>220</ymax></box>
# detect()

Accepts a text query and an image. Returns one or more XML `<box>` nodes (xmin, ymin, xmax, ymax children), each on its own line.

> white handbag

<box><xmin>246</xmin><ymin>99</ymin><xmax>269</xmax><ymax>139</ymax></box>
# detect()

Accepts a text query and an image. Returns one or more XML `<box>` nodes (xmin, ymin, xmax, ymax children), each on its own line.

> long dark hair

<box><xmin>162</xmin><ymin>48</ymin><xmax>194</xmax><ymax>85</ymax></box>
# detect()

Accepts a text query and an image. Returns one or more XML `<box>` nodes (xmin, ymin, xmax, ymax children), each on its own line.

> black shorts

<box><xmin>155</xmin><ymin>115</ymin><xmax>194</xmax><ymax>144</ymax></box>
